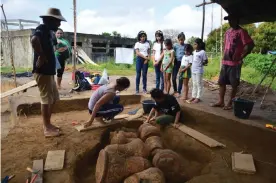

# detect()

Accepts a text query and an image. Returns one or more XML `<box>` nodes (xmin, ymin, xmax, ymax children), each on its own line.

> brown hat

<box><xmin>224</xmin><ymin>14</ymin><xmax>240</xmax><ymax>21</ymax></box>
<box><xmin>40</xmin><ymin>8</ymin><xmax>66</xmax><ymax>22</ymax></box>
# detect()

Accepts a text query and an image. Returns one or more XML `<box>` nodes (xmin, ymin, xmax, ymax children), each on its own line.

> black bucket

<box><xmin>141</xmin><ymin>100</ymin><xmax>156</xmax><ymax>114</ymax></box>
<box><xmin>233</xmin><ymin>98</ymin><xmax>255</xmax><ymax>119</ymax></box>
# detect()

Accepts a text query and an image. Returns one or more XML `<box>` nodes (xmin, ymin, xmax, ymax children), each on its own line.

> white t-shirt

<box><xmin>134</xmin><ymin>41</ymin><xmax>150</xmax><ymax>57</ymax></box>
<box><xmin>152</xmin><ymin>42</ymin><xmax>165</xmax><ymax>61</ymax></box>
<box><xmin>192</xmin><ymin>50</ymin><xmax>207</xmax><ymax>74</ymax></box>
<box><xmin>181</xmin><ymin>55</ymin><xmax>193</xmax><ymax>67</ymax></box>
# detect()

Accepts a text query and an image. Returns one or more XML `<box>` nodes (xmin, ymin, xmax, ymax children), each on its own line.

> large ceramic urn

<box><xmin>110</xmin><ymin>131</ymin><xmax>137</xmax><ymax>144</ymax></box>
<box><xmin>96</xmin><ymin>149</ymin><xmax>151</xmax><ymax>183</ymax></box>
<box><xmin>105</xmin><ymin>138</ymin><xmax>150</xmax><ymax>158</ymax></box>
<box><xmin>139</xmin><ymin>124</ymin><xmax>161</xmax><ymax>141</ymax></box>
<box><xmin>124</xmin><ymin>167</ymin><xmax>165</xmax><ymax>183</ymax></box>
<box><xmin>145</xmin><ymin>136</ymin><xmax>163</xmax><ymax>155</ymax></box>
<box><xmin>152</xmin><ymin>149</ymin><xmax>183</xmax><ymax>182</ymax></box>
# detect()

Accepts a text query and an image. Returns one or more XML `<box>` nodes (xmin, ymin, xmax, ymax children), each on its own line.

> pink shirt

<box><xmin>222</xmin><ymin>28</ymin><xmax>253</xmax><ymax>66</ymax></box>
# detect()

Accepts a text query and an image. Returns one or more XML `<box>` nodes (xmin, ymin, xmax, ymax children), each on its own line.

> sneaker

<box><xmin>143</xmin><ymin>90</ymin><xmax>148</xmax><ymax>94</ymax></box>
<box><xmin>135</xmin><ymin>91</ymin><xmax>139</xmax><ymax>95</ymax></box>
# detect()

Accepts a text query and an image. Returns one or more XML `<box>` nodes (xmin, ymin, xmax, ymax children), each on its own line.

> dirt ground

<box><xmin>1</xmin><ymin>72</ymin><xmax>276</xmax><ymax>182</ymax></box>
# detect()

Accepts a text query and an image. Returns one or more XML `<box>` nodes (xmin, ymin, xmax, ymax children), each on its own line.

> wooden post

<box><xmin>201</xmin><ymin>0</ymin><xmax>206</xmax><ymax>40</ymax></box>
<box><xmin>73</xmin><ymin>0</ymin><xmax>77</xmax><ymax>84</ymax></box>
<box><xmin>1</xmin><ymin>4</ymin><xmax>17</xmax><ymax>87</ymax></box>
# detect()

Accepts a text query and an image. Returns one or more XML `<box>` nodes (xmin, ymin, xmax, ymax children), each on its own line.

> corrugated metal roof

<box><xmin>213</xmin><ymin>0</ymin><xmax>276</xmax><ymax>24</ymax></box>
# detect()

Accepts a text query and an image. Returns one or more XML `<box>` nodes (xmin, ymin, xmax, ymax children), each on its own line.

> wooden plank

<box><xmin>177</xmin><ymin>125</ymin><xmax>226</xmax><ymax>148</ymax></box>
<box><xmin>75</xmin><ymin>121</ymin><xmax>121</xmax><ymax>132</ymax></box>
<box><xmin>114</xmin><ymin>114</ymin><xmax>130</xmax><ymax>119</ymax></box>
<box><xmin>32</xmin><ymin>159</ymin><xmax>43</xmax><ymax>183</ymax></box>
<box><xmin>232</xmin><ymin>152</ymin><xmax>256</xmax><ymax>174</ymax></box>
<box><xmin>0</xmin><ymin>80</ymin><xmax>37</xmax><ymax>99</ymax></box>
<box><xmin>44</xmin><ymin>150</ymin><xmax>65</xmax><ymax>171</ymax></box>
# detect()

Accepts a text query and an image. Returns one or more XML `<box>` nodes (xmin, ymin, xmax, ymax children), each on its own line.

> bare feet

<box><xmin>173</xmin><ymin>92</ymin><xmax>180</xmax><ymax>97</ymax></box>
<box><xmin>223</xmin><ymin>105</ymin><xmax>233</xmax><ymax>110</ymax></box>
<box><xmin>173</xmin><ymin>123</ymin><xmax>180</xmax><ymax>128</ymax></box>
<box><xmin>192</xmin><ymin>98</ymin><xmax>200</xmax><ymax>103</ymax></box>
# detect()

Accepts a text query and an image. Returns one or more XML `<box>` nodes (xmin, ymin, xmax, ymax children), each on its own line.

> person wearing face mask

<box><xmin>31</xmin><ymin>8</ymin><xmax>66</xmax><ymax>137</ymax></box>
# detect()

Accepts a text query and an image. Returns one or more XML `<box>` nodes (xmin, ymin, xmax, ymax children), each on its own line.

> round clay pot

<box><xmin>105</xmin><ymin>138</ymin><xmax>150</xmax><ymax>158</ymax></box>
<box><xmin>140</xmin><ymin>125</ymin><xmax>161</xmax><ymax>141</ymax></box>
<box><xmin>110</xmin><ymin>131</ymin><xmax>136</xmax><ymax>144</ymax></box>
<box><xmin>145</xmin><ymin>136</ymin><xmax>163</xmax><ymax>155</ymax></box>
<box><xmin>152</xmin><ymin>149</ymin><xmax>182</xmax><ymax>182</ymax></box>
<box><xmin>124</xmin><ymin>167</ymin><xmax>165</xmax><ymax>183</ymax></box>
<box><xmin>96</xmin><ymin>149</ymin><xmax>151</xmax><ymax>183</ymax></box>
<box><xmin>138</xmin><ymin>123</ymin><xmax>152</xmax><ymax>136</ymax></box>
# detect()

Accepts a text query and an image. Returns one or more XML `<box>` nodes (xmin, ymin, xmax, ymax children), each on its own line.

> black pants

<box><xmin>57</xmin><ymin>54</ymin><xmax>67</xmax><ymax>78</ymax></box>
<box><xmin>172</xmin><ymin>61</ymin><xmax>183</xmax><ymax>93</ymax></box>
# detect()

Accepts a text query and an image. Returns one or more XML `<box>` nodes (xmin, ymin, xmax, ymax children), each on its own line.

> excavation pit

<box><xmin>1</xmin><ymin>94</ymin><xmax>276</xmax><ymax>183</ymax></box>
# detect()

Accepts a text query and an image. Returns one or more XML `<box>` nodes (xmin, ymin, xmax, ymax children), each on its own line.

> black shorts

<box><xmin>218</xmin><ymin>64</ymin><xmax>241</xmax><ymax>87</ymax></box>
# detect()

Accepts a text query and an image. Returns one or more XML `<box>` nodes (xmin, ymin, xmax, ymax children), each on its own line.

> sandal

<box><xmin>192</xmin><ymin>98</ymin><xmax>200</xmax><ymax>104</ymax></box>
<box><xmin>44</xmin><ymin>130</ymin><xmax>60</xmax><ymax>138</ymax></box>
<box><xmin>223</xmin><ymin>106</ymin><xmax>233</xmax><ymax>110</ymax></box>
<box><xmin>210</xmin><ymin>103</ymin><xmax>225</xmax><ymax>108</ymax></box>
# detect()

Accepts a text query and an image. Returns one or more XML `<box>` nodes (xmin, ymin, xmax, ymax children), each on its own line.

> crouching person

<box><xmin>84</xmin><ymin>77</ymin><xmax>130</xmax><ymax>128</ymax></box>
<box><xmin>145</xmin><ymin>88</ymin><xmax>181</xmax><ymax>128</ymax></box>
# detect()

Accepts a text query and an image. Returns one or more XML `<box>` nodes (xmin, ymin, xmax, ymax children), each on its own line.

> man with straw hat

<box><xmin>31</xmin><ymin>8</ymin><xmax>66</xmax><ymax>137</ymax></box>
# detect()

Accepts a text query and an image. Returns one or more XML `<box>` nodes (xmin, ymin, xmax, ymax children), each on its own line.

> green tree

<box><xmin>112</xmin><ymin>31</ymin><xmax>121</xmax><ymax>37</ymax></box>
<box><xmin>252</xmin><ymin>22</ymin><xmax>276</xmax><ymax>53</ymax></box>
<box><xmin>102</xmin><ymin>32</ymin><xmax>111</xmax><ymax>36</ymax></box>
<box><xmin>187</xmin><ymin>36</ymin><xmax>198</xmax><ymax>45</ymax></box>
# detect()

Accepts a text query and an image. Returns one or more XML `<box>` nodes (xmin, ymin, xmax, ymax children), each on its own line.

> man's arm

<box><xmin>31</xmin><ymin>36</ymin><xmax>45</xmax><ymax>58</ymax></box>
<box><xmin>241</xmin><ymin>42</ymin><xmax>255</xmax><ymax>59</ymax></box>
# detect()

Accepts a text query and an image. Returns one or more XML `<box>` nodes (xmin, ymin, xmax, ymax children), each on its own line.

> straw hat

<box><xmin>40</xmin><ymin>8</ymin><xmax>66</xmax><ymax>22</ymax></box>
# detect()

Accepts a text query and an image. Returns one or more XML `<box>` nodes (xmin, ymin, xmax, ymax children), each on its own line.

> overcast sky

<box><xmin>2</xmin><ymin>0</ymin><xmax>228</xmax><ymax>40</ymax></box>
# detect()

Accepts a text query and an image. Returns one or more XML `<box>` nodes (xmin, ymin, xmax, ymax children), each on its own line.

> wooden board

<box><xmin>232</xmin><ymin>152</ymin><xmax>256</xmax><ymax>174</ymax></box>
<box><xmin>0</xmin><ymin>80</ymin><xmax>37</xmax><ymax>99</ymax></box>
<box><xmin>32</xmin><ymin>159</ymin><xmax>43</xmax><ymax>183</ymax></box>
<box><xmin>177</xmin><ymin>125</ymin><xmax>226</xmax><ymax>148</ymax></box>
<box><xmin>75</xmin><ymin>121</ymin><xmax>121</xmax><ymax>132</ymax></box>
<box><xmin>44</xmin><ymin>150</ymin><xmax>65</xmax><ymax>171</ymax></box>
<box><xmin>114</xmin><ymin>114</ymin><xmax>130</xmax><ymax>119</ymax></box>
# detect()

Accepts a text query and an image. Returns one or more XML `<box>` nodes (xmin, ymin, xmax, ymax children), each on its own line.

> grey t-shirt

<box><xmin>88</xmin><ymin>85</ymin><xmax>116</xmax><ymax>110</ymax></box>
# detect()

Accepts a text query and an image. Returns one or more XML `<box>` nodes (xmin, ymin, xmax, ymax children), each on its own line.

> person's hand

<box><xmin>160</xmin><ymin>67</ymin><xmax>163</xmax><ymax>72</ymax></box>
<box><xmin>36</xmin><ymin>55</ymin><xmax>47</xmax><ymax>68</ymax></box>
<box><xmin>144</xmin><ymin>119</ymin><xmax>149</xmax><ymax>123</ymax></box>
<box><xmin>84</xmin><ymin>120</ymin><xmax>93</xmax><ymax>128</ymax></box>
<box><xmin>154</xmin><ymin>61</ymin><xmax>159</xmax><ymax>66</ymax></box>
<box><xmin>173</xmin><ymin>123</ymin><xmax>180</xmax><ymax>128</ymax></box>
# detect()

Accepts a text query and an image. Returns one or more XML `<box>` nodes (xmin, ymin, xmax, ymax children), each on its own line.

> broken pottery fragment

<box><xmin>124</xmin><ymin>167</ymin><xmax>165</xmax><ymax>183</ymax></box>
<box><xmin>96</xmin><ymin>149</ymin><xmax>151</xmax><ymax>183</ymax></box>
<box><xmin>152</xmin><ymin>149</ymin><xmax>184</xmax><ymax>182</ymax></box>
<box><xmin>105</xmin><ymin>138</ymin><xmax>150</xmax><ymax>158</ymax></box>
<box><xmin>145</xmin><ymin>136</ymin><xmax>163</xmax><ymax>155</ymax></box>
<box><xmin>140</xmin><ymin>125</ymin><xmax>161</xmax><ymax>141</ymax></box>
<box><xmin>110</xmin><ymin>131</ymin><xmax>137</xmax><ymax>144</ymax></box>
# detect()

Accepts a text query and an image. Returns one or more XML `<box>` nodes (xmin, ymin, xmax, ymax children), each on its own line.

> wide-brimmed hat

<box><xmin>40</xmin><ymin>8</ymin><xmax>66</xmax><ymax>22</ymax></box>
<box><xmin>224</xmin><ymin>14</ymin><xmax>240</xmax><ymax>20</ymax></box>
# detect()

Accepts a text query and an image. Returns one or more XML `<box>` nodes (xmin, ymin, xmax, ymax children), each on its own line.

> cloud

<box><xmin>60</xmin><ymin>4</ymin><xmax>227</xmax><ymax>41</ymax></box>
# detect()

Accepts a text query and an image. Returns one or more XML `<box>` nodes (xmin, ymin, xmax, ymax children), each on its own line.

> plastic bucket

<box><xmin>141</xmin><ymin>100</ymin><xmax>156</xmax><ymax>114</ymax></box>
<box><xmin>233</xmin><ymin>98</ymin><xmax>255</xmax><ymax>119</ymax></box>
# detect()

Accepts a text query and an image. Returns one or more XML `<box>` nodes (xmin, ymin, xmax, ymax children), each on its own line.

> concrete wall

<box><xmin>1</xmin><ymin>29</ymin><xmax>137</xmax><ymax>68</ymax></box>
<box><xmin>1</xmin><ymin>29</ymin><xmax>34</xmax><ymax>68</ymax></box>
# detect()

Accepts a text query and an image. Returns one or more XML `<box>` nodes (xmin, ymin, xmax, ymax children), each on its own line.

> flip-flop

<box><xmin>44</xmin><ymin>130</ymin><xmax>60</xmax><ymax>138</ymax></box>
<box><xmin>210</xmin><ymin>103</ymin><xmax>225</xmax><ymax>108</ymax></box>
<box><xmin>223</xmin><ymin>106</ymin><xmax>233</xmax><ymax>110</ymax></box>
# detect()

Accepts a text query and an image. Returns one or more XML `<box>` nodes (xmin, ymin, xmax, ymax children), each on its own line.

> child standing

<box><xmin>161</xmin><ymin>39</ymin><xmax>175</xmax><ymax>94</ymax></box>
<box><xmin>152</xmin><ymin>30</ymin><xmax>165</xmax><ymax>91</ymax></box>
<box><xmin>179</xmin><ymin>44</ymin><xmax>193</xmax><ymax>100</ymax></box>
<box><xmin>134</xmin><ymin>31</ymin><xmax>150</xmax><ymax>94</ymax></box>
<box><xmin>188</xmin><ymin>38</ymin><xmax>208</xmax><ymax>103</ymax></box>
<box><xmin>173</xmin><ymin>32</ymin><xmax>186</xmax><ymax>97</ymax></box>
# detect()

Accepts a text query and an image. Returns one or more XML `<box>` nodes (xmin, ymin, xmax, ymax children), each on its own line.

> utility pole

<box><xmin>196</xmin><ymin>1</ymin><xmax>214</xmax><ymax>40</ymax></box>
<box><xmin>1</xmin><ymin>4</ymin><xmax>17</xmax><ymax>87</ymax></box>
<box><xmin>211</xmin><ymin>3</ymin><xmax>213</xmax><ymax>32</ymax></box>
<box><xmin>73</xmin><ymin>0</ymin><xmax>77</xmax><ymax>84</ymax></box>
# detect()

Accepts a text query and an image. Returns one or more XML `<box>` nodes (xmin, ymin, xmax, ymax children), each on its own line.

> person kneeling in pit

<box><xmin>84</xmin><ymin>77</ymin><xmax>130</xmax><ymax>128</ymax></box>
<box><xmin>145</xmin><ymin>88</ymin><xmax>181</xmax><ymax>128</ymax></box>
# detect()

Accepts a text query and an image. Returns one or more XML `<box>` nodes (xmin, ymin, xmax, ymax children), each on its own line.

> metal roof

<box><xmin>213</xmin><ymin>0</ymin><xmax>276</xmax><ymax>24</ymax></box>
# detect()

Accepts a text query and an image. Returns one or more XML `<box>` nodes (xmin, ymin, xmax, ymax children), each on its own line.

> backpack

<box><xmin>72</xmin><ymin>71</ymin><xmax>91</xmax><ymax>91</ymax></box>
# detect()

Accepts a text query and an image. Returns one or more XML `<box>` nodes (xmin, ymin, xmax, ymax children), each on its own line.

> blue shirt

<box><xmin>173</xmin><ymin>43</ymin><xmax>186</xmax><ymax>62</ymax></box>
<box><xmin>32</xmin><ymin>24</ymin><xmax>56</xmax><ymax>75</ymax></box>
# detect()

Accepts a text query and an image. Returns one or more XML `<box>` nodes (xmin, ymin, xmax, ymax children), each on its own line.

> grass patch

<box><xmin>1</xmin><ymin>67</ymin><xmax>32</xmax><ymax>74</ymax></box>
